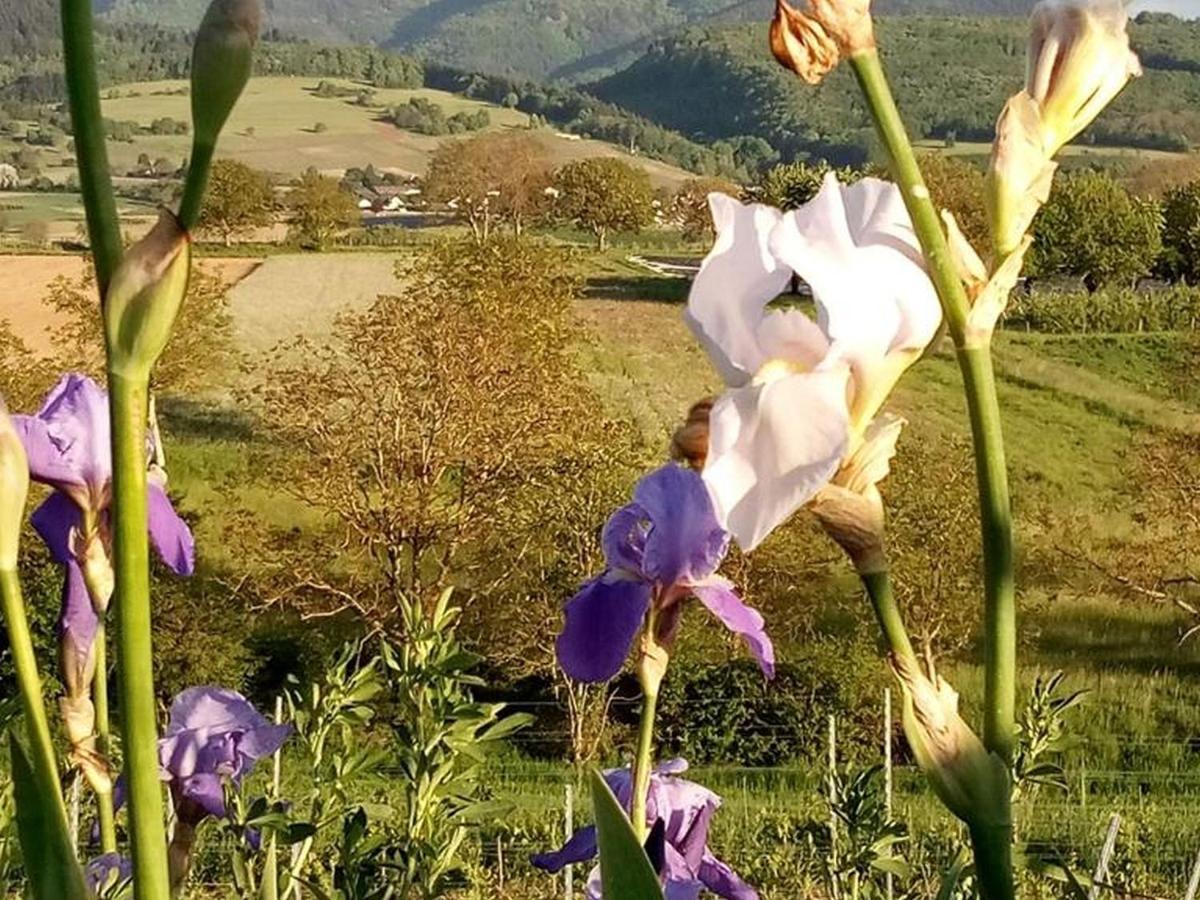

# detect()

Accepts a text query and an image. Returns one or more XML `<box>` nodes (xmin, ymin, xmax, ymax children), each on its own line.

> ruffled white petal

<box><xmin>702</xmin><ymin>368</ymin><xmax>851</xmax><ymax>551</ymax></box>
<box><xmin>685</xmin><ymin>194</ymin><xmax>792</xmax><ymax>386</ymax></box>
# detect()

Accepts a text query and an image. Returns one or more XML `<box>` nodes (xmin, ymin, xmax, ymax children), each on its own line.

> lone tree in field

<box><xmin>287</xmin><ymin>168</ymin><xmax>360</xmax><ymax>251</ymax></box>
<box><xmin>198</xmin><ymin>159</ymin><xmax>275</xmax><ymax>246</ymax></box>
<box><xmin>1030</xmin><ymin>169</ymin><xmax>1163</xmax><ymax>290</ymax></box>
<box><xmin>425</xmin><ymin>133</ymin><xmax>554</xmax><ymax>242</ymax></box>
<box><xmin>554</xmin><ymin>157</ymin><xmax>654</xmax><ymax>251</ymax></box>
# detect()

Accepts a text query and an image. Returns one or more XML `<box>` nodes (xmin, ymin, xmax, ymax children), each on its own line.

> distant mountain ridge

<box><xmin>89</xmin><ymin>0</ymin><xmax>1042</xmax><ymax>81</ymax></box>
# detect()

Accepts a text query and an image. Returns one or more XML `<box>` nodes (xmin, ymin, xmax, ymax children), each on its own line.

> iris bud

<box><xmin>191</xmin><ymin>0</ymin><xmax>262</xmax><ymax>152</ymax></box>
<box><xmin>893</xmin><ymin>652</ymin><xmax>1011</xmax><ymax>830</ymax></box>
<box><xmin>0</xmin><ymin>399</ymin><xmax>28</xmax><ymax>571</ymax></box>
<box><xmin>104</xmin><ymin>211</ymin><xmax>191</xmax><ymax>380</ymax></box>
<box><xmin>770</xmin><ymin>0</ymin><xmax>873</xmax><ymax>83</ymax></box>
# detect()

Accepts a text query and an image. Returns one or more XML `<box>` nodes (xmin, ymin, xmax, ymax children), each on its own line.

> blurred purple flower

<box><xmin>556</xmin><ymin>464</ymin><xmax>773</xmax><ymax>683</ymax></box>
<box><xmin>157</xmin><ymin>686</ymin><xmax>292</xmax><ymax>826</ymax></box>
<box><xmin>531</xmin><ymin>759</ymin><xmax>757</xmax><ymax>900</ymax></box>
<box><xmin>84</xmin><ymin>853</ymin><xmax>132</xmax><ymax>897</ymax></box>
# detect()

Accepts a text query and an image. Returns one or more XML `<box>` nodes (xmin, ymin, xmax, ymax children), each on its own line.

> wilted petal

<box><xmin>601</xmin><ymin>502</ymin><xmax>648</xmax><ymax>573</ymax></box>
<box><xmin>31</xmin><ymin>492</ymin><xmax>78</xmax><ymax>564</ymax></box>
<box><xmin>11</xmin><ymin>374</ymin><xmax>111</xmax><ymax>499</ymax></box>
<box><xmin>699</xmin><ymin>853</ymin><xmax>760</xmax><ymax>900</ymax></box>
<box><xmin>691</xmin><ymin>580</ymin><xmax>775</xmax><ymax>679</ymax></box>
<box><xmin>148</xmin><ymin>482</ymin><xmax>195</xmax><ymax>575</ymax></box>
<box><xmin>557</xmin><ymin>575</ymin><xmax>651</xmax><ymax>683</ymax></box>
<box><xmin>60</xmin><ymin>563</ymin><xmax>100</xmax><ymax>692</ymax></box>
<box><xmin>634</xmin><ymin>465</ymin><xmax>728</xmax><ymax>585</ymax></box>
<box><xmin>703</xmin><ymin>369</ymin><xmax>851</xmax><ymax>551</ymax></box>
<box><xmin>685</xmin><ymin>194</ymin><xmax>794</xmax><ymax>386</ymax></box>
<box><xmin>530</xmin><ymin>825</ymin><xmax>597</xmax><ymax>872</ymax></box>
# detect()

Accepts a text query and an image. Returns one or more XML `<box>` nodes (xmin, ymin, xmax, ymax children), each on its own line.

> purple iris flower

<box><xmin>532</xmin><ymin>759</ymin><xmax>758</xmax><ymax>900</ymax></box>
<box><xmin>12</xmin><ymin>374</ymin><xmax>195</xmax><ymax>669</ymax></box>
<box><xmin>155</xmin><ymin>686</ymin><xmax>292</xmax><ymax>826</ymax></box>
<box><xmin>557</xmin><ymin>464</ymin><xmax>774</xmax><ymax>682</ymax></box>
<box><xmin>84</xmin><ymin>853</ymin><xmax>132</xmax><ymax>897</ymax></box>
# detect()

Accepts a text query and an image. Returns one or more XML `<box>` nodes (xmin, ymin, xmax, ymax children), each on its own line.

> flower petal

<box><xmin>703</xmin><ymin>369</ymin><xmax>851</xmax><ymax>552</ymax></box>
<box><xmin>147</xmin><ymin>482</ymin><xmax>195</xmax><ymax>575</ymax></box>
<box><xmin>633</xmin><ymin>464</ymin><xmax>728</xmax><ymax>585</ymax></box>
<box><xmin>31</xmin><ymin>492</ymin><xmax>78</xmax><ymax>563</ymax></box>
<box><xmin>12</xmin><ymin>374</ymin><xmax>111</xmax><ymax>499</ymax></box>
<box><xmin>685</xmin><ymin>194</ymin><xmax>793</xmax><ymax>386</ymax></box>
<box><xmin>699</xmin><ymin>852</ymin><xmax>760</xmax><ymax>900</ymax></box>
<box><xmin>530</xmin><ymin>825</ymin><xmax>597</xmax><ymax>873</ymax></box>
<box><xmin>59</xmin><ymin>563</ymin><xmax>100</xmax><ymax>689</ymax></box>
<box><xmin>691</xmin><ymin>580</ymin><xmax>776</xmax><ymax>679</ymax></box>
<box><xmin>179</xmin><ymin>772</ymin><xmax>227</xmax><ymax>820</ymax></box>
<box><xmin>602</xmin><ymin>502</ymin><xmax>648</xmax><ymax>573</ymax></box>
<box><xmin>557</xmin><ymin>575</ymin><xmax>651</xmax><ymax>683</ymax></box>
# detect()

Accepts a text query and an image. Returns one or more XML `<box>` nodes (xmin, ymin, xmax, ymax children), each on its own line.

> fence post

<box><xmin>884</xmin><ymin>688</ymin><xmax>894</xmax><ymax>900</ymax></box>
<box><xmin>1087</xmin><ymin>813</ymin><xmax>1121</xmax><ymax>900</ymax></box>
<box><xmin>564</xmin><ymin>781</ymin><xmax>574</xmax><ymax>900</ymax></box>
<box><xmin>828</xmin><ymin>714</ymin><xmax>839</xmax><ymax>896</ymax></box>
<box><xmin>1184</xmin><ymin>847</ymin><xmax>1200</xmax><ymax>900</ymax></box>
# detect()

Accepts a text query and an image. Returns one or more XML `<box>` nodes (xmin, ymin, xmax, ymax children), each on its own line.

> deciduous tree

<box><xmin>286</xmin><ymin>168</ymin><xmax>359</xmax><ymax>251</ymax></box>
<box><xmin>553</xmin><ymin>157</ymin><xmax>654</xmax><ymax>251</ymax></box>
<box><xmin>198</xmin><ymin>159</ymin><xmax>275</xmax><ymax>246</ymax></box>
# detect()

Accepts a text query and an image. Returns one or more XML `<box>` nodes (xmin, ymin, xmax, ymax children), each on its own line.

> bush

<box><xmin>656</xmin><ymin>641</ymin><xmax>886</xmax><ymax>766</ymax></box>
<box><xmin>1002</xmin><ymin>285</ymin><xmax>1200</xmax><ymax>333</ymax></box>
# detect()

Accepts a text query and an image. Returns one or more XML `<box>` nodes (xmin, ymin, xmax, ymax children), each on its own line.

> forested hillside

<box><xmin>594</xmin><ymin>14</ymin><xmax>1200</xmax><ymax>164</ymax></box>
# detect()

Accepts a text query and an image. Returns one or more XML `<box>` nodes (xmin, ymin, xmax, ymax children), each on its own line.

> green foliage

<box><xmin>1012</xmin><ymin>672</ymin><xmax>1085</xmax><ymax>802</ymax></box>
<box><xmin>826</xmin><ymin>765</ymin><xmax>911</xmax><ymax>897</ymax></box>
<box><xmin>554</xmin><ymin>157</ymin><xmax>655</xmax><ymax>250</ymax></box>
<box><xmin>8</xmin><ymin>736</ymin><xmax>87</xmax><ymax>900</ymax></box>
<box><xmin>590</xmin><ymin>769</ymin><xmax>664</xmax><ymax>900</ymax></box>
<box><xmin>754</xmin><ymin>160</ymin><xmax>854</xmax><ymax>210</ymax></box>
<box><xmin>378</xmin><ymin>591</ymin><xmax>532</xmax><ymax>897</ymax></box>
<box><xmin>197</xmin><ymin>158</ymin><xmax>275</xmax><ymax>245</ymax></box>
<box><xmin>1159</xmin><ymin>179</ymin><xmax>1200</xmax><ymax>285</ymax></box>
<box><xmin>286</xmin><ymin>169</ymin><xmax>360</xmax><ymax>251</ymax></box>
<box><xmin>390</xmin><ymin>98</ymin><xmax>489</xmax><ymax>136</ymax></box>
<box><xmin>1003</xmin><ymin>285</ymin><xmax>1200</xmax><ymax>333</ymax></box>
<box><xmin>1029</xmin><ymin>170</ymin><xmax>1163</xmax><ymax>290</ymax></box>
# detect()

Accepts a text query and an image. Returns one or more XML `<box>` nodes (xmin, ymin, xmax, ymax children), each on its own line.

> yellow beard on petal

<box><xmin>752</xmin><ymin>357</ymin><xmax>810</xmax><ymax>386</ymax></box>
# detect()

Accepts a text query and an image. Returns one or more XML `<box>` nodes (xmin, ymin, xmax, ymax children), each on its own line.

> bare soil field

<box><xmin>0</xmin><ymin>255</ymin><xmax>261</xmax><ymax>354</ymax></box>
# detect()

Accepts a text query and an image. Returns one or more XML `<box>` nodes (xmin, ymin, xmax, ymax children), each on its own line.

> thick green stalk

<box><xmin>177</xmin><ymin>141</ymin><xmax>215</xmax><ymax>232</ymax></box>
<box><xmin>92</xmin><ymin>624</ymin><xmax>118</xmax><ymax>853</ymax></box>
<box><xmin>629</xmin><ymin>672</ymin><xmax>660</xmax><ymax>844</ymax></box>
<box><xmin>0</xmin><ymin>568</ymin><xmax>65</xmax><ymax>801</ymax></box>
<box><xmin>60</xmin><ymin>0</ymin><xmax>122</xmax><ymax>292</ymax></box>
<box><xmin>109</xmin><ymin>372</ymin><xmax>172</xmax><ymax>899</ymax></box>
<box><xmin>859</xmin><ymin>569</ymin><xmax>918</xmax><ymax>670</ymax></box>
<box><xmin>848</xmin><ymin>48</ymin><xmax>1017</xmax><ymax>765</ymax></box>
<box><xmin>848</xmin><ymin>47</ymin><xmax>1017</xmax><ymax>900</ymax></box>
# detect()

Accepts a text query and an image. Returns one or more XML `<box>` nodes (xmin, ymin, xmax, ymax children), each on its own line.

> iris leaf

<box><xmin>590</xmin><ymin>768</ymin><xmax>664</xmax><ymax>900</ymax></box>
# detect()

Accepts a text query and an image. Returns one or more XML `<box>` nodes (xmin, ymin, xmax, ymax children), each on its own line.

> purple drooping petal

<box><xmin>12</xmin><ymin>374</ymin><xmax>111</xmax><ymax>503</ymax></box>
<box><xmin>699</xmin><ymin>853</ymin><xmax>760</xmax><ymax>900</ymax></box>
<box><xmin>59</xmin><ymin>563</ymin><xmax>99</xmax><ymax>690</ymax></box>
<box><xmin>31</xmin><ymin>492</ymin><xmax>77</xmax><ymax>564</ymax></box>
<box><xmin>691</xmin><ymin>580</ymin><xmax>776</xmax><ymax>680</ymax></box>
<box><xmin>662</xmin><ymin>845</ymin><xmax>704</xmax><ymax>900</ymax></box>
<box><xmin>84</xmin><ymin>852</ymin><xmax>132</xmax><ymax>897</ymax></box>
<box><xmin>633</xmin><ymin>465</ymin><xmax>727</xmax><ymax>586</ymax></box>
<box><xmin>147</xmin><ymin>482</ymin><xmax>195</xmax><ymax>575</ymax></box>
<box><xmin>530</xmin><ymin>825</ymin><xmax>597</xmax><ymax>873</ymax></box>
<box><xmin>179</xmin><ymin>772</ymin><xmax>228</xmax><ymax>820</ymax></box>
<box><xmin>601</xmin><ymin>502</ymin><xmax>648</xmax><ymax>574</ymax></box>
<box><xmin>556</xmin><ymin>575</ymin><xmax>651</xmax><ymax>683</ymax></box>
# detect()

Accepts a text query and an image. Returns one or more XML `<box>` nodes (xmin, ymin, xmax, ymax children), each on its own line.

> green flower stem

<box><xmin>848</xmin><ymin>47</ymin><xmax>1017</xmax><ymax>764</ymax></box>
<box><xmin>969</xmin><ymin>825</ymin><xmax>1016</xmax><ymax>900</ymax></box>
<box><xmin>860</xmin><ymin>569</ymin><xmax>917</xmax><ymax>670</ymax></box>
<box><xmin>848</xmin><ymin>46</ymin><xmax>1017</xmax><ymax>900</ymax></box>
<box><xmin>0</xmin><ymin>568</ymin><xmax>66</xmax><ymax>803</ymax></box>
<box><xmin>629</xmin><ymin>672</ymin><xmax>660</xmax><ymax>845</ymax></box>
<box><xmin>177</xmin><ymin>140</ymin><xmax>214</xmax><ymax>232</ymax></box>
<box><xmin>93</xmin><ymin>623</ymin><xmax>118</xmax><ymax>853</ymax></box>
<box><xmin>109</xmin><ymin>371</ymin><xmax>172</xmax><ymax>899</ymax></box>
<box><xmin>60</xmin><ymin>0</ymin><xmax>122</xmax><ymax>293</ymax></box>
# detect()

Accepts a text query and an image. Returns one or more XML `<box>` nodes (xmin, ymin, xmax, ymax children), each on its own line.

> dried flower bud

<box><xmin>671</xmin><ymin>397</ymin><xmax>715</xmax><ymax>470</ymax></box>
<box><xmin>0</xmin><ymin>399</ymin><xmax>28</xmax><ymax>571</ymax></box>
<box><xmin>1027</xmin><ymin>0</ymin><xmax>1141</xmax><ymax>158</ymax></box>
<box><xmin>809</xmin><ymin>414</ymin><xmax>903</xmax><ymax>574</ymax></box>
<box><xmin>892</xmin><ymin>652</ymin><xmax>1011</xmax><ymax>829</ymax></box>
<box><xmin>104</xmin><ymin>210</ymin><xmax>191</xmax><ymax>380</ymax></box>
<box><xmin>986</xmin><ymin>92</ymin><xmax>1058</xmax><ymax>258</ymax></box>
<box><xmin>191</xmin><ymin>0</ymin><xmax>262</xmax><ymax>151</ymax></box>
<box><xmin>770</xmin><ymin>0</ymin><xmax>841</xmax><ymax>84</ymax></box>
<box><xmin>71</xmin><ymin>523</ymin><xmax>114</xmax><ymax>615</ymax></box>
